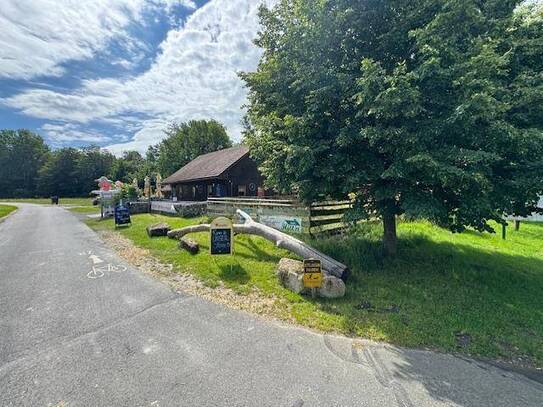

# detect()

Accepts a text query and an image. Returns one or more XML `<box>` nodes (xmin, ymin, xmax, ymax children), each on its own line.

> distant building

<box><xmin>162</xmin><ymin>145</ymin><xmax>264</xmax><ymax>201</ymax></box>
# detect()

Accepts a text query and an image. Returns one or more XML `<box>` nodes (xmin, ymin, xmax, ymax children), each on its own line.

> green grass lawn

<box><xmin>1</xmin><ymin>197</ymin><xmax>94</xmax><ymax>206</ymax></box>
<box><xmin>0</xmin><ymin>204</ymin><xmax>17</xmax><ymax>219</ymax></box>
<box><xmin>87</xmin><ymin>214</ymin><xmax>543</xmax><ymax>366</ymax></box>
<box><xmin>67</xmin><ymin>205</ymin><xmax>100</xmax><ymax>214</ymax></box>
<box><xmin>2</xmin><ymin>197</ymin><xmax>99</xmax><ymax>214</ymax></box>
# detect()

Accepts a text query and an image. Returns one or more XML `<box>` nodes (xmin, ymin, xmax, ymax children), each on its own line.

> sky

<box><xmin>0</xmin><ymin>0</ymin><xmax>277</xmax><ymax>154</ymax></box>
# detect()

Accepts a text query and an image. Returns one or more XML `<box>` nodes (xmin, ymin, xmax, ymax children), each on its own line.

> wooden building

<box><xmin>162</xmin><ymin>145</ymin><xmax>264</xmax><ymax>201</ymax></box>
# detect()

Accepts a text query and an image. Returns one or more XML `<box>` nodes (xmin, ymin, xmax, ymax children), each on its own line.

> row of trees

<box><xmin>0</xmin><ymin>120</ymin><xmax>231</xmax><ymax>198</ymax></box>
<box><xmin>242</xmin><ymin>0</ymin><xmax>543</xmax><ymax>255</ymax></box>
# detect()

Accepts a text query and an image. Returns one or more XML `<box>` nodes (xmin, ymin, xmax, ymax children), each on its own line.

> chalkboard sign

<box><xmin>210</xmin><ymin>217</ymin><xmax>233</xmax><ymax>255</ymax></box>
<box><xmin>114</xmin><ymin>204</ymin><xmax>131</xmax><ymax>227</ymax></box>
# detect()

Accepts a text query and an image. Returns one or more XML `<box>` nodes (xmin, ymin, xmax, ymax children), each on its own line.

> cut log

<box><xmin>168</xmin><ymin>209</ymin><xmax>349</xmax><ymax>280</ymax></box>
<box><xmin>147</xmin><ymin>223</ymin><xmax>171</xmax><ymax>237</ymax></box>
<box><xmin>180</xmin><ymin>237</ymin><xmax>199</xmax><ymax>254</ymax></box>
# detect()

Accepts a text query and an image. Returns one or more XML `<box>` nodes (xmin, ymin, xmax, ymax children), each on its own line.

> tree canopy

<box><xmin>243</xmin><ymin>0</ymin><xmax>543</xmax><ymax>255</ymax></box>
<box><xmin>156</xmin><ymin>119</ymin><xmax>232</xmax><ymax>177</ymax></box>
<box><xmin>0</xmin><ymin>119</ymin><xmax>232</xmax><ymax>198</ymax></box>
<box><xmin>0</xmin><ymin>129</ymin><xmax>49</xmax><ymax>198</ymax></box>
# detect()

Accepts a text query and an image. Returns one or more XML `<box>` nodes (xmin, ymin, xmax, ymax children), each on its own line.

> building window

<box><xmin>208</xmin><ymin>184</ymin><xmax>213</xmax><ymax>196</ymax></box>
<box><xmin>238</xmin><ymin>185</ymin><xmax>247</xmax><ymax>197</ymax></box>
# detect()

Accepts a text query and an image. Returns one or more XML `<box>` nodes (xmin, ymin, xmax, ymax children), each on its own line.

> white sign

<box><xmin>101</xmin><ymin>191</ymin><xmax>116</xmax><ymax>218</ymax></box>
<box><xmin>259</xmin><ymin>215</ymin><xmax>303</xmax><ymax>233</ymax></box>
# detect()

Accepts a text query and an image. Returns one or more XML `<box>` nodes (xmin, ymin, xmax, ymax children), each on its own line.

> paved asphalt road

<box><xmin>0</xmin><ymin>204</ymin><xmax>542</xmax><ymax>407</ymax></box>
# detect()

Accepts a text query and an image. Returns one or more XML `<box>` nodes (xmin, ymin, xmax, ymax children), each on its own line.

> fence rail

<box><xmin>207</xmin><ymin>197</ymin><xmax>353</xmax><ymax>235</ymax></box>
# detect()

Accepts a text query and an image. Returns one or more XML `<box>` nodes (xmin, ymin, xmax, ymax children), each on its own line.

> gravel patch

<box><xmin>98</xmin><ymin>230</ymin><xmax>286</xmax><ymax>319</ymax></box>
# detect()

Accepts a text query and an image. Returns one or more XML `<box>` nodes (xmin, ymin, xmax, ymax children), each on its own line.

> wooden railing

<box><xmin>207</xmin><ymin>197</ymin><xmax>353</xmax><ymax>235</ymax></box>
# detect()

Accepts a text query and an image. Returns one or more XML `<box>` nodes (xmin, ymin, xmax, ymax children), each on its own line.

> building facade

<box><xmin>162</xmin><ymin>145</ymin><xmax>265</xmax><ymax>202</ymax></box>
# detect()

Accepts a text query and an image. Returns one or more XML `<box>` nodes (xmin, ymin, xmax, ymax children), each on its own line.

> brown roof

<box><xmin>163</xmin><ymin>145</ymin><xmax>250</xmax><ymax>184</ymax></box>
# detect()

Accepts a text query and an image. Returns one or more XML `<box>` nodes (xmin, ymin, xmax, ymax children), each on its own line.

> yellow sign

<box><xmin>210</xmin><ymin>217</ymin><xmax>234</xmax><ymax>255</ymax></box>
<box><xmin>303</xmin><ymin>259</ymin><xmax>322</xmax><ymax>288</ymax></box>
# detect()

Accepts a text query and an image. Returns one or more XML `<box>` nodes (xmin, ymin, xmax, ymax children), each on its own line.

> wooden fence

<box><xmin>207</xmin><ymin>197</ymin><xmax>353</xmax><ymax>235</ymax></box>
<box><xmin>309</xmin><ymin>200</ymin><xmax>353</xmax><ymax>234</ymax></box>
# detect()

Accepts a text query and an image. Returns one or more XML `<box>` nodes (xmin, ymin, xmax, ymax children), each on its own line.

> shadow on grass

<box><xmin>311</xmin><ymin>231</ymin><xmax>543</xmax><ymax>367</ymax></box>
<box><xmin>218</xmin><ymin>263</ymin><xmax>250</xmax><ymax>285</ymax></box>
<box><xmin>234</xmin><ymin>238</ymin><xmax>285</xmax><ymax>263</ymax></box>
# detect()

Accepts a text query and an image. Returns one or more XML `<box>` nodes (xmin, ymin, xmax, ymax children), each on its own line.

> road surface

<box><xmin>1</xmin><ymin>204</ymin><xmax>541</xmax><ymax>406</ymax></box>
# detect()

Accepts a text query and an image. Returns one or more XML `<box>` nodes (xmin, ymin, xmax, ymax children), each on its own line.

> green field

<box><xmin>67</xmin><ymin>205</ymin><xmax>100</xmax><ymax>214</ymax></box>
<box><xmin>0</xmin><ymin>205</ymin><xmax>17</xmax><ymax>219</ymax></box>
<box><xmin>87</xmin><ymin>214</ymin><xmax>543</xmax><ymax>367</ymax></box>
<box><xmin>1</xmin><ymin>197</ymin><xmax>94</xmax><ymax>206</ymax></box>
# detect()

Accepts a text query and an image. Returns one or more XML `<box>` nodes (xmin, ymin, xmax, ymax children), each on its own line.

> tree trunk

<box><xmin>383</xmin><ymin>212</ymin><xmax>397</xmax><ymax>257</ymax></box>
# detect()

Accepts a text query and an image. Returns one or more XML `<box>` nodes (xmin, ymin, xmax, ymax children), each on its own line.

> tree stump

<box><xmin>180</xmin><ymin>237</ymin><xmax>199</xmax><ymax>254</ymax></box>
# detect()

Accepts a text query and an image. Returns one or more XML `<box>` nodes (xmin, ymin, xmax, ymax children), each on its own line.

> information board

<box><xmin>210</xmin><ymin>217</ymin><xmax>233</xmax><ymax>255</ymax></box>
<box><xmin>303</xmin><ymin>259</ymin><xmax>322</xmax><ymax>288</ymax></box>
<box><xmin>101</xmin><ymin>191</ymin><xmax>115</xmax><ymax>218</ymax></box>
<box><xmin>114</xmin><ymin>204</ymin><xmax>131</xmax><ymax>227</ymax></box>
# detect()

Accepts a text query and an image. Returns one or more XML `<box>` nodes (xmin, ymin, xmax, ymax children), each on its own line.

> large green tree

<box><xmin>76</xmin><ymin>146</ymin><xmax>115</xmax><ymax>194</ymax></box>
<box><xmin>109</xmin><ymin>151</ymin><xmax>146</xmax><ymax>184</ymax></box>
<box><xmin>156</xmin><ymin>119</ymin><xmax>232</xmax><ymax>177</ymax></box>
<box><xmin>243</xmin><ymin>0</ymin><xmax>543</xmax><ymax>255</ymax></box>
<box><xmin>37</xmin><ymin>148</ymin><xmax>83</xmax><ymax>197</ymax></box>
<box><xmin>0</xmin><ymin>129</ymin><xmax>49</xmax><ymax>198</ymax></box>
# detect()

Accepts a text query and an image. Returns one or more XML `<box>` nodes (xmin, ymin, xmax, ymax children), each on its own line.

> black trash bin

<box><xmin>51</xmin><ymin>196</ymin><xmax>59</xmax><ymax>205</ymax></box>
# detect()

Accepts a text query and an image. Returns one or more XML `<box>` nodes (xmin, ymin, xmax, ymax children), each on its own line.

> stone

<box><xmin>180</xmin><ymin>237</ymin><xmax>199</xmax><ymax>254</ymax></box>
<box><xmin>146</xmin><ymin>223</ymin><xmax>171</xmax><ymax>237</ymax></box>
<box><xmin>174</xmin><ymin>202</ymin><xmax>207</xmax><ymax>218</ymax></box>
<box><xmin>276</xmin><ymin>258</ymin><xmax>305</xmax><ymax>294</ymax></box>
<box><xmin>318</xmin><ymin>276</ymin><xmax>346</xmax><ymax>299</ymax></box>
<box><xmin>276</xmin><ymin>258</ymin><xmax>346</xmax><ymax>298</ymax></box>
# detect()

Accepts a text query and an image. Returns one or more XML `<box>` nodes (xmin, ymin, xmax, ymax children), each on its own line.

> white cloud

<box><xmin>41</xmin><ymin>123</ymin><xmax>111</xmax><ymax>144</ymax></box>
<box><xmin>155</xmin><ymin>0</ymin><xmax>197</xmax><ymax>12</ymax></box>
<box><xmin>0</xmin><ymin>0</ymin><xmax>150</xmax><ymax>80</ymax></box>
<box><xmin>2</xmin><ymin>0</ymin><xmax>278</xmax><ymax>153</ymax></box>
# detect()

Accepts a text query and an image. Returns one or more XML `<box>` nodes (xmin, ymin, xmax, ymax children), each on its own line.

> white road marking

<box><xmin>89</xmin><ymin>254</ymin><xmax>104</xmax><ymax>265</ymax></box>
<box><xmin>87</xmin><ymin>267</ymin><xmax>105</xmax><ymax>279</ymax></box>
<box><xmin>87</xmin><ymin>263</ymin><xmax>127</xmax><ymax>279</ymax></box>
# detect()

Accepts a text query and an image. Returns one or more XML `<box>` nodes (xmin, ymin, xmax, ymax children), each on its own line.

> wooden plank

<box><xmin>310</xmin><ymin>200</ymin><xmax>352</xmax><ymax>207</ymax></box>
<box><xmin>310</xmin><ymin>222</ymin><xmax>348</xmax><ymax>234</ymax></box>
<box><xmin>310</xmin><ymin>213</ymin><xmax>345</xmax><ymax>222</ymax></box>
<box><xmin>311</xmin><ymin>204</ymin><xmax>352</xmax><ymax>211</ymax></box>
<box><xmin>208</xmin><ymin>198</ymin><xmax>297</xmax><ymax>205</ymax></box>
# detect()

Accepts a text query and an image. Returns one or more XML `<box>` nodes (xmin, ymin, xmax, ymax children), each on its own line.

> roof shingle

<box><xmin>163</xmin><ymin>145</ymin><xmax>250</xmax><ymax>184</ymax></box>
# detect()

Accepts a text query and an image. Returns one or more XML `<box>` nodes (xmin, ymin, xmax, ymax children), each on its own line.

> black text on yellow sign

<box><xmin>303</xmin><ymin>259</ymin><xmax>322</xmax><ymax>288</ymax></box>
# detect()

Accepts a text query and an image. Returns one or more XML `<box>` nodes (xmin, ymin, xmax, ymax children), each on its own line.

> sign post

<box><xmin>210</xmin><ymin>217</ymin><xmax>234</xmax><ymax>256</ymax></box>
<box><xmin>303</xmin><ymin>259</ymin><xmax>323</xmax><ymax>298</ymax></box>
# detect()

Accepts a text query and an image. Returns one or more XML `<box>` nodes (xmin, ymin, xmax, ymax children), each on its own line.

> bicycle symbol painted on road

<box><xmin>87</xmin><ymin>263</ymin><xmax>127</xmax><ymax>279</ymax></box>
<box><xmin>82</xmin><ymin>251</ymin><xmax>127</xmax><ymax>279</ymax></box>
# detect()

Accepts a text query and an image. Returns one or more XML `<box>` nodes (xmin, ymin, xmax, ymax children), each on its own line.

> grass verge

<box><xmin>86</xmin><ymin>213</ymin><xmax>543</xmax><ymax>367</ymax></box>
<box><xmin>1</xmin><ymin>197</ymin><xmax>93</xmax><ymax>206</ymax></box>
<box><xmin>0</xmin><ymin>204</ymin><xmax>17</xmax><ymax>219</ymax></box>
<box><xmin>67</xmin><ymin>206</ymin><xmax>100</xmax><ymax>214</ymax></box>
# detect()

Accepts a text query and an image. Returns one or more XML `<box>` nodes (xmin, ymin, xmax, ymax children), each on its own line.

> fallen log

<box><xmin>167</xmin><ymin>209</ymin><xmax>349</xmax><ymax>280</ymax></box>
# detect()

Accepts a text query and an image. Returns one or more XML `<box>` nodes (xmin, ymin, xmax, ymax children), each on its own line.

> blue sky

<box><xmin>0</xmin><ymin>0</ymin><xmax>275</xmax><ymax>154</ymax></box>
